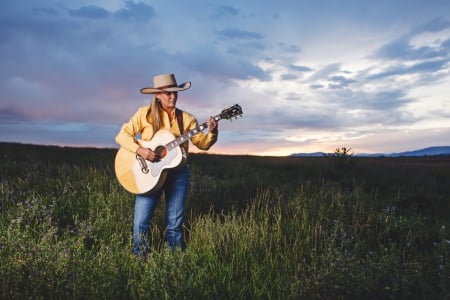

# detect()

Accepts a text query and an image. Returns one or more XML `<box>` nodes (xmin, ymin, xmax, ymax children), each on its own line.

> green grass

<box><xmin>1</xmin><ymin>142</ymin><xmax>449</xmax><ymax>299</ymax></box>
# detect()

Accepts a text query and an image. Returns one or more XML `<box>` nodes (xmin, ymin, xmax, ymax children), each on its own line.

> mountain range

<box><xmin>291</xmin><ymin>146</ymin><xmax>450</xmax><ymax>157</ymax></box>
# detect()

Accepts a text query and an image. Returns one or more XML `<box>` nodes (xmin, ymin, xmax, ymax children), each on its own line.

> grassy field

<box><xmin>1</xmin><ymin>142</ymin><xmax>449</xmax><ymax>299</ymax></box>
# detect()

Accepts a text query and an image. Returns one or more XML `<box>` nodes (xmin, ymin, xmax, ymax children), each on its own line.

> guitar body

<box><xmin>115</xmin><ymin>129</ymin><xmax>185</xmax><ymax>195</ymax></box>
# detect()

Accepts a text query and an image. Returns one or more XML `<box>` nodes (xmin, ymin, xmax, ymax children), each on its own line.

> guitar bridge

<box><xmin>136</xmin><ymin>154</ymin><xmax>150</xmax><ymax>174</ymax></box>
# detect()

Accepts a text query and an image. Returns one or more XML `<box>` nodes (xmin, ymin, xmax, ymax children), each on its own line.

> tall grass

<box><xmin>1</xmin><ymin>142</ymin><xmax>449</xmax><ymax>299</ymax></box>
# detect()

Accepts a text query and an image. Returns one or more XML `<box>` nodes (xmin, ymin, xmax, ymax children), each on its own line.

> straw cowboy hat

<box><xmin>140</xmin><ymin>74</ymin><xmax>191</xmax><ymax>94</ymax></box>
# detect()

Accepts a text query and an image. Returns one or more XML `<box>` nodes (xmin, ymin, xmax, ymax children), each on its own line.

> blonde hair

<box><xmin>147</xmin><ymin>95</ymin><xmax>163</xmax><ymax>133</ymax></box>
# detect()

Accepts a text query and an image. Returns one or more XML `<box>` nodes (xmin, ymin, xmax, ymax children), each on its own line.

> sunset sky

<box><xmin>1</xmin><ymin>0</ymin><xmax>449</xmax><ymax>156</ymax></box>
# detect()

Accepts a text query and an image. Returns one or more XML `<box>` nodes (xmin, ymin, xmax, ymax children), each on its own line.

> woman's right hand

<box><xmin>137</xmin><ymin>146</ymin><xmax>160</xmax><ymax>162</ymax></box>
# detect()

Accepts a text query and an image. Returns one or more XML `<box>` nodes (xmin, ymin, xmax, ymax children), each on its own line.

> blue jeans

<box><xmin>133</xmin><ymin>164</ymin><xmax>189</xmax><ymax>255</ymax></box>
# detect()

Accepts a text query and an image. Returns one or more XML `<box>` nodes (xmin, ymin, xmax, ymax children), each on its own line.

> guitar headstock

<box><xmin>218</xmin><ymin>104</ymin><xmax>243</xmax><ymax>121</ymax></box>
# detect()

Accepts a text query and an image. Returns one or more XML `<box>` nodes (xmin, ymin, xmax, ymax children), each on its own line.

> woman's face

<box><xmin>157</xmin><ymin>91</ymin><xmax>178</xmax><ymax>111</ymax></box>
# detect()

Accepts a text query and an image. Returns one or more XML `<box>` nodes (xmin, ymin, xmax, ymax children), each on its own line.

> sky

<box><xmin>1</xmin><ymin>0</ymin><xmax>449</xmax><ymax>156</ymax></box>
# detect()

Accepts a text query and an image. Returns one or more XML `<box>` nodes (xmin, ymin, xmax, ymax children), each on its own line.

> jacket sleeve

<box><xmin>115</xmin><ymin>106</ymin><xmax>151</xmax><ymax>153</ymax></box>
<box><xmin>185</xmin><ymin>114</ymin><xmax>218</xmax><ymax>151</ymax></box>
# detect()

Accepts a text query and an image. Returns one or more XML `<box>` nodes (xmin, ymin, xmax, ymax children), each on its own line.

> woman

<box><xmin>115</xmin><ymin>73</ymin><xmax>218</xmax><ymax>254</ymax></box>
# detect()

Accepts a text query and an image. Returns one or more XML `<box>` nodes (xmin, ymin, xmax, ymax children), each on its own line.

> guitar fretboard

<box><xmin>165</xmin><ymin>122</ymin><xmax>209</xmax><ymax>151</ymax></box>
<box><xmin>163</xmin><ymin>104</ymin><xmax>241</xmax><ymax>151</ymax></box>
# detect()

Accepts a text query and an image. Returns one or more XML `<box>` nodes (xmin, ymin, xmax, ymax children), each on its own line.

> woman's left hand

<box><xmin>207</xmin><ymin>117</ymin><xmax>218</xmax><ymax>133</ymax></box>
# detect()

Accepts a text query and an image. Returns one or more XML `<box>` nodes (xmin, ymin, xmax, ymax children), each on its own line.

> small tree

<box><xmin>325</xmin><ymin>147</ymin><xmax>356</xmax><ymax>170</ymax></box>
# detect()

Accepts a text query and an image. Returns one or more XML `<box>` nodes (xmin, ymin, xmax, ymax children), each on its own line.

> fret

<box><xmin>167</xmin><ymin>141</ymin><xmax>176</xmax><ymax>150</ymax></box>
<box><xmin>191</xmin><ymin>129</ymin><xmax>198</xmax><ymax>135</ymax></box>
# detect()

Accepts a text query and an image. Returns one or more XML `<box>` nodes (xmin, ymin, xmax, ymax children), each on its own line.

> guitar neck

<box><xmin>165</xmin><ymin>115</ymin><xmax>221</xmax><ymax>151</ymax></box>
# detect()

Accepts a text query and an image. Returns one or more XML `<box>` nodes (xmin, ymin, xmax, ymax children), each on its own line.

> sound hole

<box><xmin>155</xmin><ymin>146</ymin><xmax>167</xmax><ymax>159</ymax></box>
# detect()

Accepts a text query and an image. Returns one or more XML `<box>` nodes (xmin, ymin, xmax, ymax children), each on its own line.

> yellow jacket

<box><xmin>115</xmin><ymin>105</ymin><xmax>218</xmax><ymax>155</ymax></box>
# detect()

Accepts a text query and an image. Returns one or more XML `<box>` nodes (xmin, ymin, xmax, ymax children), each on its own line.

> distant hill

<box><xmin>291</xmin><ymin>146</ymin><xmax>450</xmax><ymax>157</ymax></box>
<box><xmin>382</xmin><ymin>146</ymin><xmax>450</xmax><ymax>157</ymax></box>
<box><xmin>1</xmin><ymin>142</ymin><xmax>449</xmax><ymax>158</ymax></box>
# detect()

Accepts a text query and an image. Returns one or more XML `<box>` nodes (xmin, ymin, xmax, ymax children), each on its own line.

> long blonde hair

<box><xmin>147</xmin><ymin>95</ymin><xmax>163</xmax><ymax>133</ymax></box>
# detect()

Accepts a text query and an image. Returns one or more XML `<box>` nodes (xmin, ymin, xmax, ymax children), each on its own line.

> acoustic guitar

<box><xmin>114</xmin><ymin>104</ymin><xmax>243</xmax><ymax>194</ymax></box>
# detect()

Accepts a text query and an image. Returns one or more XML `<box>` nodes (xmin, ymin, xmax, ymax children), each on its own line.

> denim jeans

<box><xmin>133</xmin><ymin>164</ymin><xmax>189</xmax><ymax>255</ymax></box>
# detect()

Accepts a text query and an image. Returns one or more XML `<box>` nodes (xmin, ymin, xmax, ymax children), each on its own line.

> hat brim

<box><xmin>140</xmin><ymin>82</ymin><xmax>191</xmax><ymax>94</ymax></box>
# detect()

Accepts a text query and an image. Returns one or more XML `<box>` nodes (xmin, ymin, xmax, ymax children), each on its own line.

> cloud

<box><xmin>180</xmin><ymin>45</ymin><xmax>270</xmax><ymax>81</ymax></box>
<box><xmin>366</xmin><ymin>58</ymin><xmax>449</xmax><ymax>80</ymax></box>
<box><xmin>351</xmin><ymin>90</ymin><xmax>413</xmax><ymax>111</ymax></box>
<box><xmin>375</xmin><ymin>17</ymin><xmax>450</xmax><ymax>61</ymax></box>
<box><xmin>210</xmin><ymin>5</ymin><xmax>240</xmax><ymax>19</ymax></box>
<box><xmin>413</xmin><ymin>16</ymin><xmax>450</xmax><ymax>34</ymax></box>
<box><xmin>113</xmin><ymin>1</ymin><xmax>156</xmax><ymax>22</ymax></box>
<box><xmin>63</xmin><ymin>1</ymin><xmax>157</xmax><ymax>23</ymax></box>
<box><xmin>280</xmin><ymin>73</ymin><xmax>298</xmax><ymax>81</ymax></box>
<box><xmin>328</xmin><ymin>75</ymin><xmax>356</xmax><ymax>89</ymax></box>
<box><xmin>288</xmin><ymin>64</ymin><xmax>313</xmax><ymax>72</ymax></box>
<box><xmin>375</xmin><ymin>37</ymin><xmax>447</xmax><ymax>61</ymax></box>
<box><xmin>277</xmin><ymin>42</ymin><xmax>301</xmax><ymax>53</ymax></box>
<box><xmin>310</xmin><ymin>84</ymin><xmax>324</xmax><ymax>89</ymax></box>
<box><xmin>68</xmin><ymin>5</ymin><xmax>110</xmax><ymax>19</ymax></box>
<box><xmin>309</xmin><ymin>63</ymin><xmax>343</xmax><ymax>81</ymax></box>
<box><xmin>216</xmin><ymin>28</ymin><xmax>264</xmax><ymax>40</ymax></box>
<box><xmin>0</xmin><ymin>109</ymin><xmax>30</xmax><ymax>123</ymax></box>
<box><xmin>0</xmin><ymin>120</ymin><xmax>118</xmax><ymax>147</ymax></box>
<box><xmin>32</xmin><ymin>7</ymin><xmax>59</xmax><ymax>17</ymax></box>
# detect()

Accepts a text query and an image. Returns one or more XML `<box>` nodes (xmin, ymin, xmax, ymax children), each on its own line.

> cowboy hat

<box><xmin>140</xmin><ymin>74</ymin><xmax>191</xmax><ymax>94</ymax></box>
